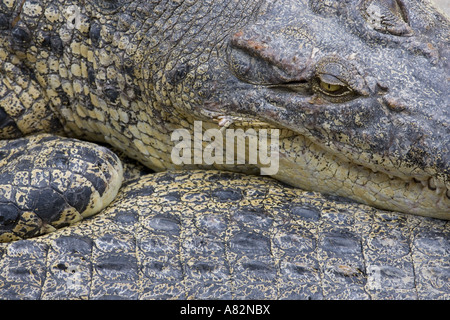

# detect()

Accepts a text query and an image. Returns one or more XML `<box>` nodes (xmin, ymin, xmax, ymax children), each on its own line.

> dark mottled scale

<box><xmin>290</xmin><ymin>205</ymin><xmax>321</xmax><ymax>221</ymax></box>
<box><xmin>90</xmin><ymin>232</ymin><xmax>139</xmax><ymax>299</ymax></box>
<box><xmin>89</xmin><ymin>22</ymin><xmax>102</xmax><ymax>46</ymax></box>
<box><xmin>0</xmin><ymin>13</ymin><xmax>9</xmax><ymax>30</ymax></box>
<box><xmin>0</xmin><ymin>204</ymin><xmax>21</xmax><ymax>231</ymax></box>
<box><xmin>63</xmin><ymin>185</ymin><xmax>93</xmax><ymax>213</ymax></box>
<box><xmin>0</xmin><ymin>107</ymin><xmax>22</xmax><ymax>138</ymax></box>
<box><xmin>11</xmin><ymin>25</ymin><xmax>31</xmax><ymax>46</ymax></box>
<box><xmin>212</xmin><ymin>189</ymin><xmax>243</xmax><ymax>201</ymax></box>
<box><xmin>0</xmin><ymin>135</ymin><xmax>122</xmax><ymax>242</ymax></box>
<box><xmin>40</xmin><ymin>236</ymin><xmax>93</xmax><ymax>299</ymax></box>
<box><xmin>0</xmin><ymin>171</ymin><xmax>448</xmax><ymax>299</ymax></box>
<box><xmin>50</xmin><ymin>34</ymin><xmax>64</xmax><ymax>55</ymax></box>
<box><xmin>0</xmin><ymin>241</ymin><xmax>48</xmax><ymax>299</ymax></box>
<box><xmin>32</xmin><ymin>188</ymin><xmax>68</xmax><ymax>222</ymax></box>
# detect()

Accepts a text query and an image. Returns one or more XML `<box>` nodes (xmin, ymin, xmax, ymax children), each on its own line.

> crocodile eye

<box><xmin>320</xmin><ymin>81</ymin><xmax>345</xmax><ymax>93</ymax></box>
<box><xmin>315</xmin><ymin>73</ymin><xmax>352</xmax><ymax>99</ymax></box>
<box><xmin>312</xmin><ymin>56</ymin><xmax>363</xmax><ymax>102</ymax></box>
<box><xmin>316</xmin><ymin>78</ymin><xmax>352</xmax><ymax>98</ymax></box>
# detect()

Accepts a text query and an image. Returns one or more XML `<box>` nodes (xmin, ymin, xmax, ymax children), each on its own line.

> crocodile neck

<box><xmin>14</xmin><ymin>0</ymin><xmax>265</xmax><ymax>170</ymax></box>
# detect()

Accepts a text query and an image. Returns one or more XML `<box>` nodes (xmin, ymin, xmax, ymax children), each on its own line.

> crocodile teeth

<box><xmin>413</xmin><ymin>178</ymin><xmax>427</xmax><ymax>187</ymax></box>
<box><xmin>428</xmin><ymin>177</ymin><xmax>437</xmax><ymax>190</ymax></box>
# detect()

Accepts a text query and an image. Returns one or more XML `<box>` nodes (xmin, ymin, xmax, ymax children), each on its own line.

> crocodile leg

<box><xmin>0</xmin><ymin>134</ymin><xmax>123</xmax><ymax>242</ymax></box>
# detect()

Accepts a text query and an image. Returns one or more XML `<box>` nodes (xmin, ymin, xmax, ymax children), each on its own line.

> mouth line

<box><xmin>277</xmin><ymin>132</ymin><xmax>450</xmax><ymax>200</ymax></box>
<box><xmin>252</xmin><ymin>92</ymin><xmax>450</xmax><ymax>196</ymax></box>
<box><xmin>213</xmin><ymin>111</ymin><xmax>450</xmax><ymax>201</ymax></box>
<box><xmin>211</xmin><ymin>115</ymin><xmax>450</xmax><ymax>206</ymax></box>
<box><xmin>203</xmin><ymin>88</ymin><xmax>449</xmax><ymax>215</ymax></box>
<box><xmin>274</xmin><ymin>132</ymin><xmax>450</xmax><ymax>220</ymax></box>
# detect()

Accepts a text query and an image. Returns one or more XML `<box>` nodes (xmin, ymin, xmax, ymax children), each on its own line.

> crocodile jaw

<box><xmin>183</xmin><ymin>112</ymin><xmax>449</xmax><ymax>219</ymax></box>
<box><xmin>271</xmin><ymin>133</ymin><xmax>450</xmax><ymax>220</ymax></box>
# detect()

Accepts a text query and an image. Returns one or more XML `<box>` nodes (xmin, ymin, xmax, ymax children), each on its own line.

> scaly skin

<box><xmin>0</xmin><ymin>170</ymin><xmax>449</xmax><ymax>300</ymax></box>
<box><xmin>0</xmin><ymin>0</ymin><xmax>448</xmax><ymax>231</ymax></box>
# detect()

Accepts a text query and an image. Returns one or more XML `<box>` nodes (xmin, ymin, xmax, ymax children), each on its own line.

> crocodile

<box><xmin>0</xmin><ymin>0</ymin><xmax>448</xmax><ymax>299</ymax></box>
<box><xmin>0</xmin><ymin>169</ymin><xmax>449</xmax><ymax>300</ymax></box>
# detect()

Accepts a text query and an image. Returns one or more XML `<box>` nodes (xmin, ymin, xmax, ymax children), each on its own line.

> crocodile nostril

<box><xmin>383</xmin><ymin>95</ymin><xmax>407</xmax><ymax>112</ymax></box>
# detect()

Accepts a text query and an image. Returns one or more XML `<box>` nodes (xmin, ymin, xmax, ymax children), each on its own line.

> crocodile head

<box><xmin>188</xmin><ymin>0</ymin><xmax>449</xmax><ymax>219</ymax></box>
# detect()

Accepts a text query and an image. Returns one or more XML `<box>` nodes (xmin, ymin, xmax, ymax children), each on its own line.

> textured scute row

<box><xmin>0</xmin><ymin>134</ymin><xmax>123</xmax><ymax>242</ymax></box>
<box><xmin>0</xmin><ymin>170</ymin><xmax>447</xmax><ymax>300</ymax></box>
